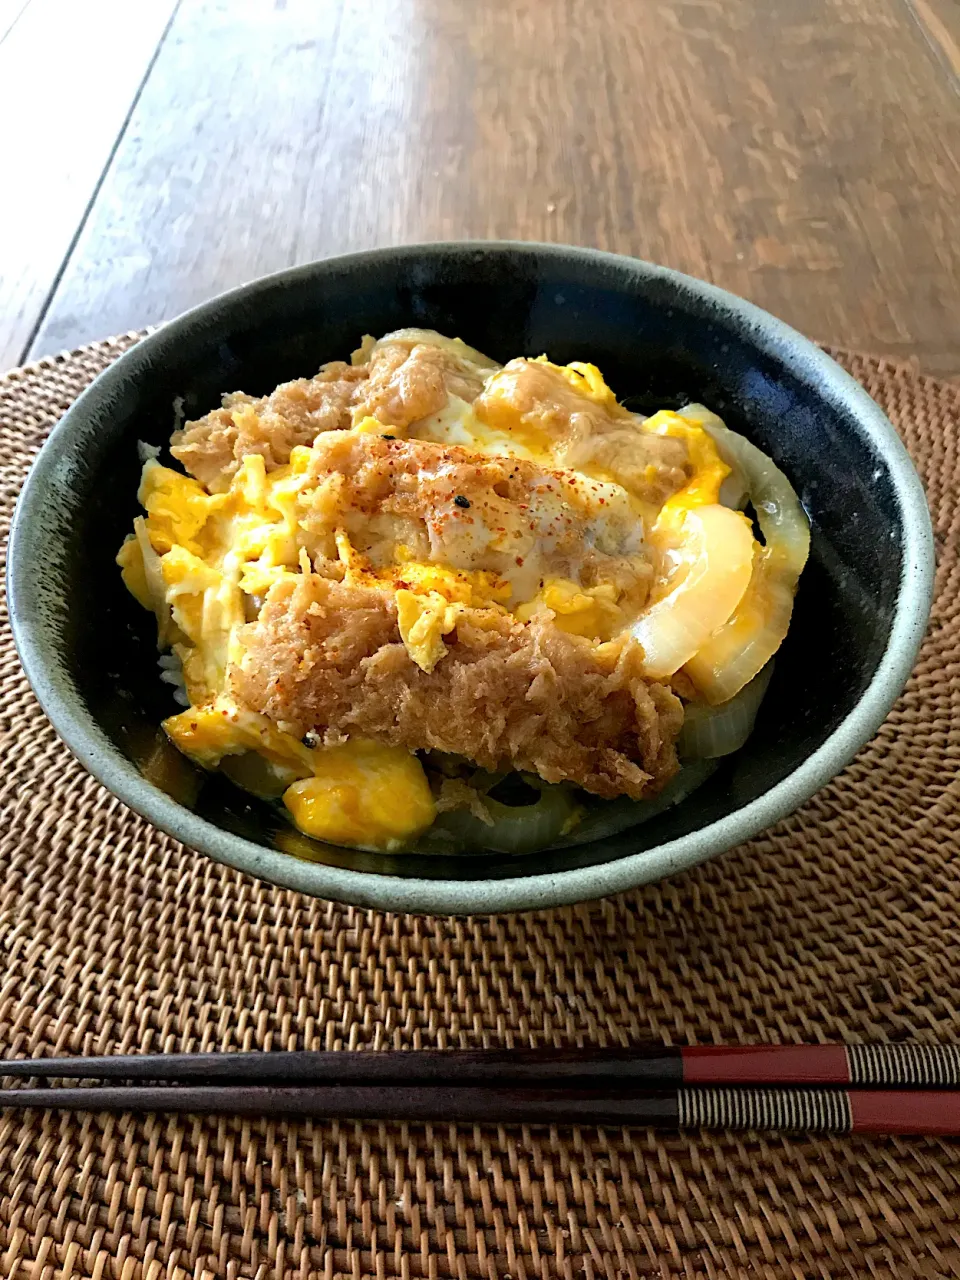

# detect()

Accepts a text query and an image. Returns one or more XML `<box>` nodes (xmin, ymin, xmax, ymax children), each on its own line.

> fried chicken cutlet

<box><xmin>230</xmin><ymin>574</ymin><xmax>682</xmax><ymax>800</ymax></box>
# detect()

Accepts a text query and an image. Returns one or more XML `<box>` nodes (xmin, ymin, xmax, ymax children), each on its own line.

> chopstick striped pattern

<box><xmin>678</xmin><ymin>1087</ymin><xmax>853</xmax><ymax>1134</ymax></box>
<box><xmin>4</xmin><ymin>1046</ymin><xmax>960</xmax><ymax>1134</ymax></box>
<box><xmin>845</xmin><ymin>1043</ymin><xmax>960</xmax><ymax>1086</ymax></box>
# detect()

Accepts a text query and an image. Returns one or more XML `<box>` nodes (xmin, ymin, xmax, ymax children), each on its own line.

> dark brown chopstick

<box><xmin>0</xmin><ymin>1048</ymin><xmax>676</xmax><ymax>1086</ymax></box>
<box><xmin>2</xmin><ymin>1044</ymin><xmax>958</xmax><ymax>1088</ymax></box>
<box><xmin>1</xmin><ymin>1084</ymin><xmax>958</xmax><ymax>1135</ymax></box>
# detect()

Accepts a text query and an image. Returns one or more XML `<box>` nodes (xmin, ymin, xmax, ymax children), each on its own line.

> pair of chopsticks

<box><xmin>3</xmin><ymin>1045</ymin><xmax>960</xmax><ymax>1134</ymax></box>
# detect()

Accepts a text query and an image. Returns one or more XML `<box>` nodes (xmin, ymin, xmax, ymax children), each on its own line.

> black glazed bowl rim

<box><xmin>7</xmin><ymin>242</ymin><xmax>934</xmax><ymax>914</ymax></box>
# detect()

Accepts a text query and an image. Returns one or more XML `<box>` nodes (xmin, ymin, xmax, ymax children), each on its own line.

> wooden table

<box><xmin>2</xmin><ymin>0</ymin><xmax>958</xmax><ymax>376</ymax></box>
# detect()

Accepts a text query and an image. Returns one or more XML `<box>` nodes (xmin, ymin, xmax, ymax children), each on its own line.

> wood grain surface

<box><xmin>12</xmin><ymin>0</ymin><xmax>960</xmax><ymax>375</ymax></box>
<box><xmin>907</xmin><ymin>0</ymin><xmax>960</xmax><ymax>80</ymax></box>
<box><xmin>0</xmin><ymin>0</ymin><xmax>177</xmax><ymax>370</ymax></box>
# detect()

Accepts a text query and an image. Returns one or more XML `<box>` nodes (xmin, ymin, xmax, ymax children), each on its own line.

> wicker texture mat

<box><xmin>0</xmin><ymin>338</ymin><xmax>958</xmax><ymax>1280</ymax></box>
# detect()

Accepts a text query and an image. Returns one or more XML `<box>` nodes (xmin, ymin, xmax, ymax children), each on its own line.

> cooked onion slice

<box><xmin>362</xmin><ymin>328</ymin><xmax>501</xmax><ymax>376</ymax></box>
<box><xmin>678</xmin><ymin>660</ymin><xmax>774</xmax><ymax>759</ymax></box>
<box><xmin>134</xmin><ymin>516</ymin><xmax>175</xmax><ymax>647</ymax></box>
<box><xmin>552</xmin><ymin>758</ymin><xmax>719</xmax><ymax>847</ymax></box>
<box><xmin>679</xmin><ymin>406</ymin><xmax>810</xmax><ymax>704</ymax></box>
<box><xmin>631</xmin><ymin>503</ymin><xmax>754</xmax><ymax>678</ymax></box>
<box><xmin>418</xmin><ymin>777</ymin><xmax>579</xmax><ymax>855</ymax></box>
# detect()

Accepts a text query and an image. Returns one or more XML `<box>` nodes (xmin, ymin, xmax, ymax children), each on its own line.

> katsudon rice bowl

<box><xmin>8</xmin><ymin>244</ymin><xmax>933</xmax><ymax>913</ymax></box>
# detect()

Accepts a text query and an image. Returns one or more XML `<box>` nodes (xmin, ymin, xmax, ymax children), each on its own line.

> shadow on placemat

<box><xmin>0</xmin><ymin>337</ymin><xmax>958</xmax><ymax>1278</ymax></box>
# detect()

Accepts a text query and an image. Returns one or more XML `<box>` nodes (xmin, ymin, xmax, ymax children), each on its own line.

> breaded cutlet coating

<box><xmin>351</xmin><ymin>335</ymin><xmax>494</xmax><ymax>428</ymax></box>
<box><xmin>171</xmin><ymin>362</ymin><xmax>367</xmax><ymax>492</ymax></box>
<box><xmin>169</xmin><ymin>339</ymin><xmax>495</xmax><ymax>492</ymax></box>
<box><xmin>295</xmin><ymin>432</ymin><xmax>653</xmax><ymax>606</ymax></box>
<box><xmin>476</xmin><ymin>358</ymin><xmax>692</xmax><ymax>506</ymax></box>
<box><xmin>229</xmin><ymin>575</ymin><xmax>682</xmax><ymax>800</ymax></box>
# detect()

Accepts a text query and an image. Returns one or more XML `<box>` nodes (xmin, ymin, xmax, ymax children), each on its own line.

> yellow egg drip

<box><xmin>116</xmin><ymin>537</ymin><xmax>152</xmax><ymax>611</ymax></box>
<box><xmin>642</xmin><ymin>411</ymin><xmax>731</xmax><ymax>529</ymax></box>
<box><xmin>284</xmin><ymin>742</ymin><xmax>436</xmax><ymax>851</ymax></box>
<box><xmin>515</xmin><ymin>578</ymin><xmax>626</xmax><ymax>641</ymax></box>
<box><xmin>531</xmin><ymin>356</ymin><xmax>623</xmax><ymax>410</ymax></box>
<box><xmin>136</xmin><ymin>461</ymin><xmax>225</xmax><ymax>555</ymax></box>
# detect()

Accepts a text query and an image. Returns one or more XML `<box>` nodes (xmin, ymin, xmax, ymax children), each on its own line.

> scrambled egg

<box><xmin>118</xmin><ymin>339</ymin><xmax>764</xmax><ymax>852</ymax></box>
<box><xmin>117</xmin><ymin>447</ymin><xmax>439</xmax><ymax>851</ymax></box>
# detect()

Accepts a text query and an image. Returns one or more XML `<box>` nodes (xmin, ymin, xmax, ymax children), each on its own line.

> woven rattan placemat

<box><xmin>0</xmin><ymin>337</ymin><xmax>958</xmax><ymax>1280</ymax></box>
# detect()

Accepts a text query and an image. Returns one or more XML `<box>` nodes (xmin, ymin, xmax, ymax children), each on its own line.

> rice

<box><xmin>158</xmin><ymin>651</ymin><xmax>189</xmax><ymax>707</ymax></box>
<box><xmin>137</xmin><ymin>440</ymin><xmax>161</xmax><ymax>464</ymax></box>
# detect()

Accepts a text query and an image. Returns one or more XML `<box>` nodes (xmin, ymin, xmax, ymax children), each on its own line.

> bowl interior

<box><xmin>14</xmin><ymin>246</ymin><xmax>909</xmax><ymax>888</ymax></box>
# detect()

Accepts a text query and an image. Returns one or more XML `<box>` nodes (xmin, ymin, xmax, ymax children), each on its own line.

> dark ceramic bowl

<box><xmin>8</xmin><ymin>243</ymin><xmax>933</xmax><ymax>913</ymax></box>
